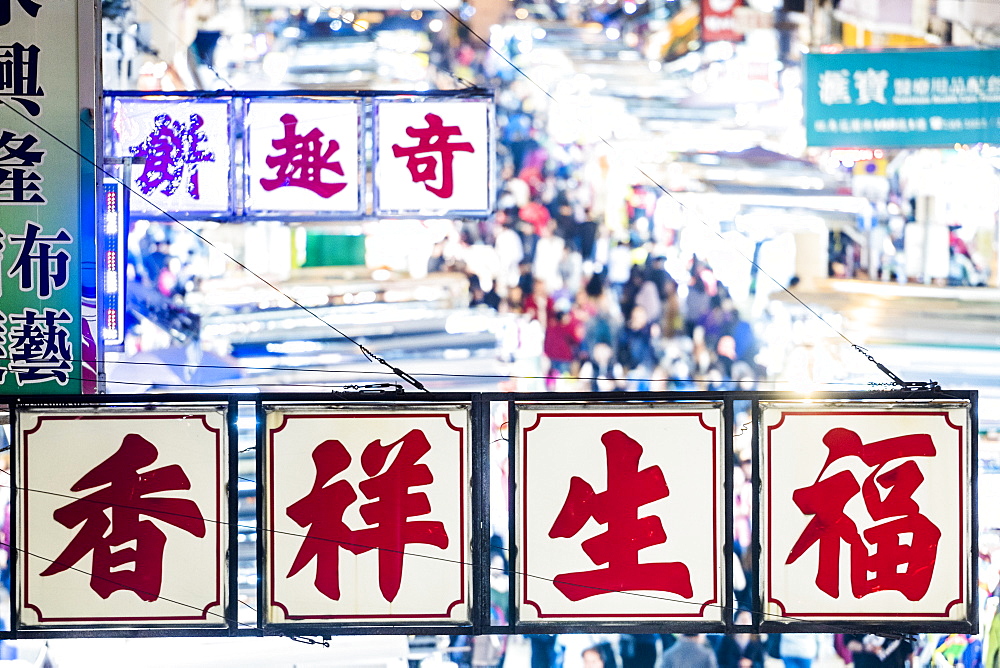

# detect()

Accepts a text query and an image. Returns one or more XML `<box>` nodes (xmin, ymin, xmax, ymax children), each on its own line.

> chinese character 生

<box><xmin>548</xmin><ymin>429</ymin><xmax>693</xmax><ymax>601</ymax></box>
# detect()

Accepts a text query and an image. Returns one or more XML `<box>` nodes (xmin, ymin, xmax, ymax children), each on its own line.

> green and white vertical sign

<box><xmin>804</xmin><ymin>48</ymin><xmax>1000</xmax><ymax>147</ymax></box>
<box><xmin>0</xmin><ymin>0</ymin><xmax>97</xmax><ymax>393</ymax></box>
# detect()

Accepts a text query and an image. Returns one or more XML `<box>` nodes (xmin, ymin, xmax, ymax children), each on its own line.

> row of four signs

<box><xmin>107</xmin><ymin>95</ymin><xmax>493</xmax><ymax>220</ymax></box>
<box><xmin>15</xmin><ymin>400</ymin><xmax>974</xmax><ymax>632</ymax></box>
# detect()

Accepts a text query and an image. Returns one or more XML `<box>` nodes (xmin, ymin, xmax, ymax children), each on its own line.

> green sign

<box><xmin>804</xmin><ymin>49</ymin><xmax>1000</xmax><ymax>147</ymax></box>
<box><xmin>0</xmin><ymin>3</ymin><xmax>95</xmax><ymax>393</ymax></box>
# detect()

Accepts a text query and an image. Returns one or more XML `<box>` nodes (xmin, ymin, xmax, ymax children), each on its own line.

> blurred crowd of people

<box><xmin>441</xmin><ymin>93</ymin><xmax>765</xmax><ymax>400</ymax></box>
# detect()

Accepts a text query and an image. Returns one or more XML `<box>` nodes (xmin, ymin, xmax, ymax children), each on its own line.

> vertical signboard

<box><xmin>516</xmin><ymin>404</ymin><xmax>726</xmax><ymax>625</ymax></box>
<box><xmin>373</xmin><ymin>99</ymin><xmax>493</xmax><ymax>217</ymax></box>
<box><xmin>15</xmin><ymin>405</ymin><xmax>230</xmax><ymax>629</ymax></box>
<box><xmin>761</xmin><ymin>400</ymin><xmax>975</xmax><ymax>630</ymax></box>
<box><xmin>701</xmin><ymin>0</ymin><xmax>744</xmax><ymax>43</ymax></box>
<box><xmin>0</xmin><ymin>2</ymin><xmax>94</xmax><ymax>393</ymax></box>
<box><xmin>245</xmin><ymin>99</ymin><xmax>363</xmax><ymax>216</ymax></box>
<box><xmin>804</xmin><ymin>49</ymin><xmax>1000</xmax><ymax>147</ymax></box>
<box><xmin>107</xmin><ymin>98</ymin><xmax>232</xmax><ymax>217</ymax></box>
<box><xmin>263</xmin><ymin>404</ymin><xmax>471</xmax><ymax>626</ymax></box>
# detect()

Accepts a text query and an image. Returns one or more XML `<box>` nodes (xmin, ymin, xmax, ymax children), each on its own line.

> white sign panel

<box><xmin>762</xmin><ymin>401</ymin><xmax>972</xmax><ymax>624</ymax></box>
<box><xmin>110</xmin><ymin>99</ymin><xmax>232</xmax><ymax>216</ymax></box>
<box><xmin>374</xmin><ymin>100</ymin><xmax>492</xmax><ymax>215</ymax></box>
<box><xmin>517</xmin><ymin>405</ymin><xmax>725</xmax><ymax>623</ymax></box>
<box><xmin>17</xmin><ymin>407</ymin><xmax>229</xmax><ymax>628</ymax></box>
<box><xmin>245</xmin><ymin>100</ymin><xmax>363</xmax><ymax>215</ymax></box>
<box><xmin>264</xmin><ymin>406</ymin><xmax>470</xmax><ymax>624</ymax></box>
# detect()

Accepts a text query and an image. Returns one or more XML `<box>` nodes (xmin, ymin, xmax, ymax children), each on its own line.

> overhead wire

<box><xmin>0</xmin><ymin>473</ymin><xmax>923</xmax><ymax>640</ymax></box>
<box><xmin>428</xmin><ymin>0</ymin><xmax>922</xmax><ymax>389</ymax></box>
<box><xmin>0</xmin><ymin>99</ymin><xmax>428</xmax><ymax>392</ymax></box>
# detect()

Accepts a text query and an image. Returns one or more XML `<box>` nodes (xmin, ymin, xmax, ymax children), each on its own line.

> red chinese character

<box><xmin>40</xmin><ymin>434</ymin><xmax>206</xmax><ymax>601</ymax></box>
<box><xmin>286</xmin><ymin>439</ymin><xmax>365</xmax><ymax>600</ymax></box>
<box><xmin>391</xmin><ymin>113</ymin><xmax>474</xmax><ymax>199</ymax></box>
<box><xmin>786</xmin><ymin>427</ymin><xmax>941</xmax><ymax>600</ymax></box>
<box><xmin>286</xmin><ymin>429</ymin><xmax>449</xmax><ymax>602</ymax></box>
<box><xmin>548</xmin><ymin>429</ymin><xmax>692</xmax><ymax>601</ymax></box>
<box><xmin>260</xmin><ymin>113</ymin><xmax>347</xmax><ymax>198</ymax></box>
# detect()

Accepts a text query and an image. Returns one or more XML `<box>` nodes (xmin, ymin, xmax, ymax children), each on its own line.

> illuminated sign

<box><xmin>516</xmin><ymin>404</ymin><xmax>725</xmax><ymax>625</ymax></box>
<box><xmin>761</xmin><ymin>400</ymin><xmax>974</xmax><ymax>629</ymax></box>
<box><xmin>16</xmin><ymin>405</ymin><xmax>230</xmax><ymax>629</ymax></box>
<box><xmin>804</xmin><ymin>49</ymin><xmax>1000</xmax><ymax>147</ymax></box>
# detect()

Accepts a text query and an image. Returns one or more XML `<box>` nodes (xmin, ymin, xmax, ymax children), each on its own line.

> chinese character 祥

<box><xmin>6</xmin><ymin>220</ymin><xmax>71</xmax><ymax>298</ymax></box>
<box><xmin>287</xmin><ymin>429</ymin><xmax>449</xmax><ymax>602</ymax></box>
<box><xmin>818</xmin><ymin>69</ymin><xmax>852</xmax><ymax>105</ymax></box>
<box><xmin>130</xmin><ymin>113</ymin><xmax>215</xmax><ymax>200</ymax></box>
<box><xmin>0</xmin><ymin>0</ymin><xmax>41</xmax><ymax>27</ymax></box>
<box><xmin>548</xmin><ymin>429</ymin><xmax>692</xmax><ymax>601</ymax></box>
<box><xmin>391</xmin><ymin>113</ymin><xmax>474</xmax><ymax>199</ymax></box>
<box><xmin>0</xmin><ymin>129</ymin><xmax>43</xmax><ymax>203</ymax></box>
<box><xmin>786</xmin><ymin>427</ymin><xmax>941</xmax><ymax>601</ymax></box>
<box><xmin>260</xmin><ymin>113</ymin><xmax>347</xmax><ymax>198</ymax></box>
<box><xmin>40</xmin><ymin>433</ymin><xmax>206</xmax><ymax>601</ymax></box>
<box><xmin>0</xmin><ymin>42</ymin><xmax>43</xmax><ymax>116</ymax></box>
<box><xmin>7</xmin><ymin>307</ymin><xmax>72</xmax><ymax>384</ymax></box>
<box><xmin>853</xmin><ymin>68</ymin><xmax>889</xmax><ymax>105</ymax></box>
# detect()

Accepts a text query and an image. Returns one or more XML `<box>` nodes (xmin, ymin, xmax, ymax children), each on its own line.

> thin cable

<box><xmin>431</xmin><ymin>0</ymin><xmax>918</xmax><ymax>389</ymax></box>
<box><xmin>0</xmin><ymin>477</ymin><xmax>918</xmax><ymax>638</ymax></box>
<box><xmin>0</xmin><ymin>99</ymin><xmax>427</xmax><ymax>393</ymax></box>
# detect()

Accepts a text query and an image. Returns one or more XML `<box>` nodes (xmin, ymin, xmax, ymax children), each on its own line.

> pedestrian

<box><xmin>659</xmin><ymin>634</ymin><xmax>717</xmax><ymax>668</ymax></box>
<box><xmin>778</xmin><ymin>633</ymin><xmax>820</xmax><ymax>668</ymax></box>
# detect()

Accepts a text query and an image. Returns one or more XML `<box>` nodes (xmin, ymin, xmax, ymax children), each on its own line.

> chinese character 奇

<box><xmin>391</xmin><ymin>113</ymin><xmax>474</xmax><ymax>199</ymax></box>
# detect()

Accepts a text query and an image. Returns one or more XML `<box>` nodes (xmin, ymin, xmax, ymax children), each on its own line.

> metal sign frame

<box><xmin>0</xmin><ymin>388</ymin><xmax>979</xmax><ymax>639</ymax></box>
<box><xmin>103</xmin><ymin>89</ymin><xmax>496</xmax><ymax>223</ymax></box>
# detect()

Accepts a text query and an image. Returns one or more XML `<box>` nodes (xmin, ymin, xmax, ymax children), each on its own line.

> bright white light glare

<box><xmin>624</xmin><ymin>1</ymin><xmax>636</xmax><ymax>13</ymax></box>
<box><xmin>605</xmin><ymin>27</ymin><xmax>620</xmax><ymax>40</ymax></box>
<box><xmin>236</xmin><ymin>415</ymin><xmax>258</xmax><ymax>432</ymax></box>
<box><xmin>372</xmin><ymin>269</ymin><xmax>392</xmax><ymax>281</ymax></box>
<box><xmin>428</xmin><ymin>18</ymin><xmax>443</xmax><ymax>32</ymax></box>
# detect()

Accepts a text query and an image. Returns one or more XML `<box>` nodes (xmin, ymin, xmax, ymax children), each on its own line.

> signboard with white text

<box><xmin>516</xmin><ymin>404</ymin><xmax>726</xmax><ymax>625</ymax></box>
<box><xmin>761</xmin><ymin>400</ymin><xmax>974</xmax><ymax>629</ymax></box>
<box><xmin>245</xmin><ymin>100</ymin><xmax>363</xmax><ymax>215</ymax></box>
<box><xmin>804</xmin><ymin>49</ymin><xmax>1000</xmax><ymax>147</ymax></box>
<box><xmin>16</xmin><ymin>406</ymin><xmax>230</xmax><ymax>629</ymax></box>
<box><xmin>263</xmin><ymin>404</ymin><xmax>471</xmax><ymax>625</ymax></box>
<box><xmin>0</xmin><ymin>2</ymin><xmax>96</xmax><ymax>393</ymax></box>
<box><xmin>373</xmin><ymin>99</ymin><xmax>493</xmax><ymax>217</ymax></box>
<box><xmin>108</xmin><ymin>99</ymin><xmax>232</xmax><ymax>216</ymax></box>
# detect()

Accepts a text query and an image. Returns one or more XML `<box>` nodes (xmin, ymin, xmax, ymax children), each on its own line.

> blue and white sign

<box><xmin>804</xmin><ymin>49</ymin><xmax>1000</xmax><ymax>147</ymax></box>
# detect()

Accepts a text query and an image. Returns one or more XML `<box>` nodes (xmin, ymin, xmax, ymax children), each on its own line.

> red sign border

<box><xmin>19</xmin><ymin>412</ymin><xmax>226</xmax><ymax>625</ymax></box>
<box><xmin>264</xmin><ymin>410</ymin><xmax>469</xmax><ymax>623</ymax></box>
<box><xmin>763</xmin><ymin>408</ymin><xmax>967</xmax><ymax>621</ymax></box>
<box><xmin>518</xmin><ymin>408</ymin><xmax>723</xmax><ymax>621</ymax></box>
